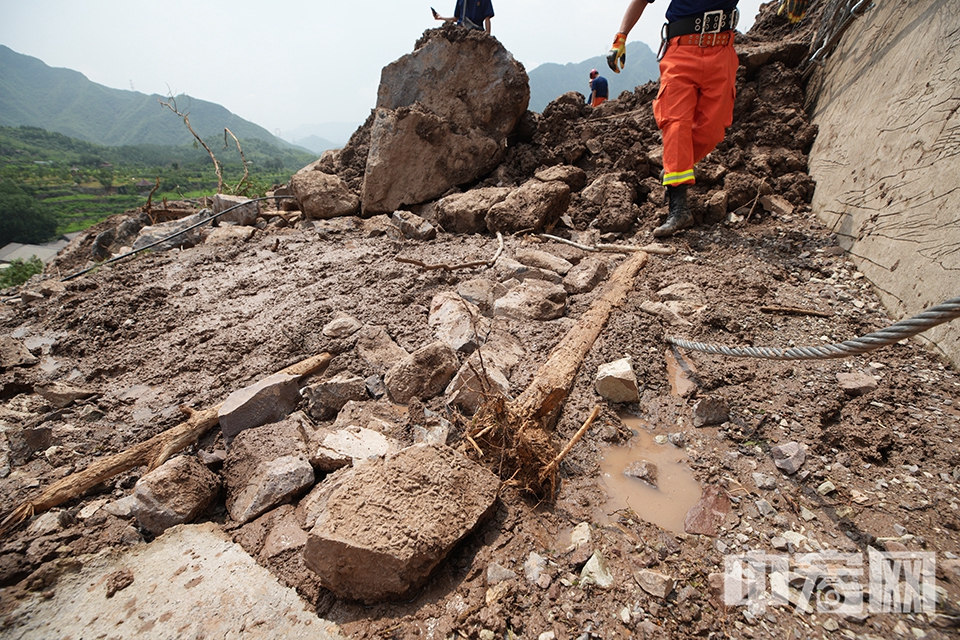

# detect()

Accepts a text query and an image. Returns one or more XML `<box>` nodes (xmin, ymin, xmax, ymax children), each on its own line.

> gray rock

<box><xmin>770</xmin><ymin>441</ymin><xmax>806</xmax><ymax>475</ymax></box>
<box><xmin>131</xmin><ymin>455</ymin><xmax>220</xmax><ymax>535</ymax></box>
<box><xmin>309</xmin><ymin>425</ymin><xmax>400</xmax><ymax>472</ymax></box>
<box><xmin>496</xmin><ymin>257</ymin><xmax>563</xmax><ymax>285</ymax></box>
<box><xmin>391</xmin><ymin>210</ymin><xmax>437</xmax><ymax>241</ymax></box>
<box><xmin>752</xmin><ymin>472</ymin><xmax>777</xmax><ymax>490</ymax></box>
<box><xmin>356</xmin><ymin>325</ymin><xmax>409</xmax><ymax>371</ymax></box>
<box><xmin>457</xmin><ymin>278</ymin><xmax>508</xmax><ymax>317</ymax></box>
<box><xmin>132</xmin><ymin>210</ymin><xmax>212</xmax><ymax>252</ymax></box>
<box><xmin>837</xmin><ymin>371</ymin><xmax>878</xmax><ymax>396</ymax></box>
<box><xmin>303</xmin><ymin>443</ymin><xmax>500</xmax><ymax>602</ymax></box>
<box><xmin>435</xmin><ymin>187</ymin><xmax>512</xmax><ymax>234</ymax></box>
<box><xmin>636</xmin><ymin>569</ymin><xmax>675</xmax><ymax>599</ymax></box>
<box><xmin>486</xmin><ymin>562</ymin><xmax>517</xmax><ymax>586</ymax></box>
<box><xmin>581</xmin><ymin>174</ymin><xmax>639</xmax><ymax>232</ymax></box>
<box><xmin>579</xmin><ymin>552</ymin><xmax>614</xmax><ymax>589</ymax></box>
<box><xmin>321</xmin><ymin>315</ymin><xmax>362</xmax><ymax>338</ymax></box>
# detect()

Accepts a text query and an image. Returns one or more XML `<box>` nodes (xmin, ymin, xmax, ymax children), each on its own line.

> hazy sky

<box><xmin>0</xmin><ymin>0</ymin><xmax>764</xmax><ymax>137</ymax></box>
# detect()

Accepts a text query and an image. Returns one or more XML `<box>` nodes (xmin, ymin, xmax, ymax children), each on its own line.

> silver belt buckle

<box><xmin>699</xmin><ymin>9</ymin><xmax>724</xmax><ymax>46</ymax></box>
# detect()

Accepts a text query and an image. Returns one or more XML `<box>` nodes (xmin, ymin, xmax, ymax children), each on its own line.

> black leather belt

<box><xmin>666</xmin><ymin>8</ymin><xmax>739</xmax><ymax>39</ymax></box>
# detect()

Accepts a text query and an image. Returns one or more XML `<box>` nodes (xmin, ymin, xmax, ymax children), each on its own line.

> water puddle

<box><xmin>664</xmin><ymin>347</ymin><xmax>698</xmax><ymax>397</ymax></box>
<box><xmin>597</xmin><ymin>416</ymin><xmax>702</xmax><ymax>534</ymax></box>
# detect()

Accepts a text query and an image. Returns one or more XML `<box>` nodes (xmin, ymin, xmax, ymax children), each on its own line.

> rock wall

<box><xmin>806</xmin><ymin>0</ymin><xmax>960</xmax><ymax>366</ymax></box>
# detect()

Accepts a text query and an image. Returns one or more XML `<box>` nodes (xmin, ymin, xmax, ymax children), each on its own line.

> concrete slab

<box><xmin>3</xmin><ymin>522</ymin><xmax>343</xmax><ymax>639</ymax></box>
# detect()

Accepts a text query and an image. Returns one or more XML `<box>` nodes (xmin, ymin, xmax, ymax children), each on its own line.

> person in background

<box><xmin>433</xmin><ymin>0</ymin><xmax>494</xmax><ymax>34</ymax></box>
<box><xmin>606</xmin><ymin>0</ymin><xmax>739</xmax><ymax>237</ymax></box>
<box><xmin>588</xmin><ymin>69</ymin><xmax>609</xmax><ymax>107</ymax></box>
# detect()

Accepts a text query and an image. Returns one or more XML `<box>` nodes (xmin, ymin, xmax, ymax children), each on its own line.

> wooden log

<box><xmin>0</xmin><ymin>352</ymin><xmax>332</xmax><ymax>537</ymax></box>
<box><xmin>509</xmin><ymin>251</ymin><xmax>648</xmax><ymax>424</ymax></box>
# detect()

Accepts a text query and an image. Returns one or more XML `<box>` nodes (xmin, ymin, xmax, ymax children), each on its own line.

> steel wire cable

<box><xmin>60</xmin><ymin>195</ymin><xmax>295</xmax><ymax>282</ymax></box>
<box><xmin>666</xmin><ymin>296</ymin><xmax>960</xmax><ymax>360</ymax></box>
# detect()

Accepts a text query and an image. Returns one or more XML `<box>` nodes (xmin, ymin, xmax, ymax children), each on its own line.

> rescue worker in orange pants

<box><xmin>607</xmin><ymin>0</ymin><xmax>739</xmax><ymax>237</ymax></box>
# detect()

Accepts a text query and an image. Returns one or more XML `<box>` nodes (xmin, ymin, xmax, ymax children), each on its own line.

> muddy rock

<box><xmin>581</xmin><ymin>174</ymin><xmax>639</xmax><ymax>232</ymax></box>
<box><xmin>212</xmin><ymin>194</ymin><xmax>259</xmax><ymax>226</ymax></box>
<box><xmin>496</xmin><ymin>256</ymin><xmax>563</xmax><ymax>285</ymax></box>
<box><xmin>624</xmin><ymin>459</ymin><xmax>659</xmax><ymax>488</ymax></box>
<box><xmin>434</xmin><ymin>187</ymin><xmax>512</xmax><ymax>234</ymax></box>
<box><xmin>457</xmin><ymin>278</ymin><xmax>508</xmax><ymax>317</ymax></box>
<box><xmin>563</xmin><ymin>256</ymin><xmax>609</xmax><ymax>294</ymax></box>
<box><xmin>485</xmin><ymin>180</ymin><xmax>572</xmax><ymax>234</ymax></box>
<box><xmin>302</xmin><ymin>372</ymin><xmax>369</xmax><ymax>421</ymax></box>
<box><xmin>132</xmin><ymin>210</ymin><xmax>211</xmax><ymax>252</ymax></box>
<box><xmin>493</xmin><ymin>280</ymin><xmax>567</xmax><ymax>321</ymax></box>
<box><xmin>391</xmin><ymin>210</ymin><xmax>437</xmax><ymax>241</ymax></box>
<box><xmin>514</xmin><ymin>248</ymin><xmax>573</xmax><ymax>276</ymax></box>
<box><xmin>223</xmin><ymin>417</ymin><xmax>315</xmax><ymax>524</ymax></box>
<box><xmin>428</xmin><ymin>291</ymin><xmax>489</xmax><ymax>354</ymax></box>
<box><xmin>321</xmin><ymin>314</ymin><xmax>362</xmax><ymax>338</ymax></box>
<box><xmin>289</xmin><ymin>170</ymin><xmax>360</xmax><ymax>220</ymax></box>
<box><xmin>683</xmin><ymin>485</ymin><xmax>731</xmax><ymax>537</ymax></box>
<box><xmin>595</xmin><ymin>357</ymin><xmax>641</xmax><ymax>403</ymax></box>
<box><xmin>770</xmin><ymin>441</ymin><xmax>806</xmax><ymax>475</ymax></box>
<box><xmin>34</xmin><ymin>382</ymin><xmax>95</xmax><ymax>409</ymax></box>
<box><xmin>303</xmin><ymin>443</ymin><xmax>500</xmax><ymax>602</ymax></box>
<box><xmin>535</xmin><ymin>165</ymin><xmax>588</xmax><ymax>191</ymax></box>
<box><xmin>130</xmin><ymin>455</ymin><xmax>220</xmax><ymax>535</ymax></box>
<box><xmin>0</xmin><ymin>337</ymin><xmax>38</xmax><ymax>369</ymax></box>
<box><xmin>217</xmin><ymin>372</ymin><xmax>301</xmax><ymax>446</ymax></box>
<box><xmin>691</xmin><ymin>396</ymin><xmax>730</xmax><ymax>427</ymax></box>
<box><xmin>384</xmin><ymin>341</ymin><xmax>459</xmax><ymax>404</ymax></box>
<box><xmin>837</xmin><ymin>371</ymin><xmax>878</xmax><ymax>396</ymax></box>
<box><xmin>355</xmin><ymin>326</ymin><xmax>409</xmax><ymax>372</ymax></box>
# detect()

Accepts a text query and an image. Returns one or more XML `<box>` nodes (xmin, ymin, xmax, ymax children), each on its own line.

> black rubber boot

<box><xmin>653</xmin><ymin>184</ymin><xmax>694</xmax><ymax>237</ymax></box>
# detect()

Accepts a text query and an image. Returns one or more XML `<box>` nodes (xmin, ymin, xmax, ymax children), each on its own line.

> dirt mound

<box><xmin>3</xmin><ymin>3</ymin><xmax>960</xmax><ymax>638</ymax></box>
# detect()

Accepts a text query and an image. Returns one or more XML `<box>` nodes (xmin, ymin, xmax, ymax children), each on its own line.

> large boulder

<box><xmin>360</xmin><ymin>26</ymin><xmax>529</xmax><ymax>213</ymax></box>
<box><xmin>434</xmin><ymin>187</ymin><xmax>512</xmax><ymax>234</ymax></box>
<box><xmin>302</xmin><ymin>443</ymin><xmax>500</xmax><ymax>602</ymax></box>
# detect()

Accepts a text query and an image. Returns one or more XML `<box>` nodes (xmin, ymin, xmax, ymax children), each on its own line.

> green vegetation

<box><xmin>0</xmin><ymin>256</ymin><xmax>44</xmax><ymax>289</ymax></box>
<box><xmin>0</xmin><ymin>125</ymin><xmax>317</xmax><ymax>245</ymax></box>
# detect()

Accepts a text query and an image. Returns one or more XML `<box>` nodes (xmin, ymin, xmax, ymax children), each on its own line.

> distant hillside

<box><xmin>295</xmin><ymin>135</ymin><xmax>340</xmax><ymax>155</ymax></box>
<box><xmin>0</xmin><ymin>45</ymin><xmax>298</xmax><ymax>150</ymax></box>
<box><xmin>528</xmin><ymin>41</ymin><xmax>660</xmax><ymax>113</ymax></box>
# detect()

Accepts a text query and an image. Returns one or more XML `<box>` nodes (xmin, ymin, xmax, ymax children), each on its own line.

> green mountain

<box><xmin>0</xmin><ymin>44</ymin><xmax>297</xmax><ymax>150</ymax></box>
<box><xmin>528</xmin><ymin>41</ymin><xmax>660</xmax><ymax>113</ymax></box>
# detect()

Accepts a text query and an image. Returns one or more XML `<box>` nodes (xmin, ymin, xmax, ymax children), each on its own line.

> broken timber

<box><xmin>0</xmin><ymin>352</ymin><xmax>332</xmax><ymax>537</ymax></box>
<box><xmin>509</xmin><ymin>251</ymin><xmax>648</xmax><ymax>424</ymax></box>
<box><xmin>470</xmin><ymin>251</ymin><xmax>648</xmax><ymax>499</ymax></box>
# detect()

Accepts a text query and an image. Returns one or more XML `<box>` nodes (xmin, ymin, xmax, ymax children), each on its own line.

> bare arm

<box><xmin>484</xmin><ymin>16</ymin><xmax>491</xmax><ymax>33</ymax></box>
<box><xmin>618</xmin><ymin>0</ymin><xmax>650</xmax><ymax>35</ymax></box>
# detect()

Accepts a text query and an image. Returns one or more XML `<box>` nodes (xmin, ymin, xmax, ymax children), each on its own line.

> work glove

<box><xmin>607</xmin><ymin>33</ymin><xmax>627</xmax><ymax>73</ymax></box>
<box><xmin>777</xmin><ymin>0</ymin><xmax>810</xmax><ymax>23</ymax></box>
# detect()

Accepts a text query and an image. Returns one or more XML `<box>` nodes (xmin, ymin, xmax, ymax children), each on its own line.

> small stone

<box><xmin>752</xmin><ymin>472</ymin><xmax>777</xmax><ymax>490</ymax></box>
<box><xmin>800</xmin><ymin>506</ymin><xmax>817</xmax><ymax>522</ymax></box>
<box><xmin>755</xmin><ymin>499</ymin><xmax>777</xmax><ymax>518</ymax></box>
<box><xmin>770</xmin><ymin>441</ymin><xmax>806</xmax><ymax>475</ymax></box>
<box><xmin>837</xmin><ymin>371</ymin><xmax>878</xmax><ymax>396</ymax></box>
<box><xmin>692</xmin><ymin>397</ymin><xmax>730</xmax><ymax>428</ymax></box>
<box><xmin>580</xmin><ymin>552</ymin><xmax>614</xmax><ymax>589</ymax></box>
<box><xmin>667</xmin><ymin>432</ymin><xmax>686</xmax><ymax>447</ymax></box>
<box><xmin>486</xmin><ymin>562</ymin><xmax>517</xmax><ymax>586</ymax></box>
<box><xmin>822</xmin><ymin>618</ymin><xmax>839</xmax><ymax>632</ymax></box>
<box><xmin>893</xmin><ymin>523</ymin><xmax>907</xmax><ymax>536</ymax></box>
<box><xmin>771</xmin><ymin>536</ymin><xmax>788</xmax><ymax>551</ymax></box>
<box><xmin>624</xmin><ymin>460</ymin><xmax>659</xmax><ymax>488</ymax></box>
<box><xmin>636</xmin><ymin>569</ymin><xmax>675</xmax><ymax>599</ymax></box>
<box><xmin>817</xmin><ymin>480</ymin><xmax>836</xmax><ymax>495</ymax></box>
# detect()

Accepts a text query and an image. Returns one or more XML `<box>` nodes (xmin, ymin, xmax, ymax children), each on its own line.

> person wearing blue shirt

<box><xmin>588</xmin><ymin>69</ymin><xmax>609</xmax><ymax>107</ymax></box>
<box><xmin>433</xmin><ymin>0</ymin><xmax>494</xmax><ymax>34</ymax></box>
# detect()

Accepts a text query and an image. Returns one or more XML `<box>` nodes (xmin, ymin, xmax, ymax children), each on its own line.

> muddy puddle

<box><xmin>597</xmin><ymin>416</ymin><xmax>702</xmax><ymax>534</ymax></box>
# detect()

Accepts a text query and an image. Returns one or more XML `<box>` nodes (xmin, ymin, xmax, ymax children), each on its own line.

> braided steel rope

<box><xmin>666</xmin><ymin>296</ymin><xmax>960</xmax><ymax>361</ymax></box>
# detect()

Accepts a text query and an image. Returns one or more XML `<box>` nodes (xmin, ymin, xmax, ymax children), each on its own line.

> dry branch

<box><xmin>759</xmin><ymin>305</ymin><xmax>833</xmax><ymax>318</ymax></box>
<box><xmin>540</xmin><ymin>404</ymin><xmax>602</xmax><ymax>480</ymax></box>
<box><xmin>540</xmin><ymin>233</ymin><xmax>674</xmax><ymax>256</ymax></box>
<box><xmin>0</xmin><ymin>352</ymin><xmax>332</xmax><ymax>538</ymax></box>
<box><xmin>159</xmin><ymin>96</ymin><xmax>224</xmax><ymax>194</ymax></box>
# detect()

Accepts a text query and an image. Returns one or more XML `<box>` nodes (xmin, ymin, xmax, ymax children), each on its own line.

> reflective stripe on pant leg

<box><xmin>654</xmin><ymin>46</ymin><xmax>700</xmax><ymax>186</ymax></box>
<box><xmin>692</xmin><ymin>43</ymin><xmax>738</xmax><ymax>164</ymax></box>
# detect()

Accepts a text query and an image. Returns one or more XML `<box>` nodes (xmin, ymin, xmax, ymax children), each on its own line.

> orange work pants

<box><xmin>653</xmin><ymin>37</ymin><xmax>738</xmax><ymax>186</ymax></box>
